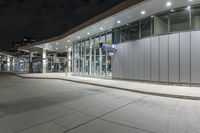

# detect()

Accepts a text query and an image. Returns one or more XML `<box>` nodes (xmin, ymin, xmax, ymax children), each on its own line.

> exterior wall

<box><xmin>112</xmin><ymin>30</ymin><xmax>200</xmax><ymax>84</ymax></box>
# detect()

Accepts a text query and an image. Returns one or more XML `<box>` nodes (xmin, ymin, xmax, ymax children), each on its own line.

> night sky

<box><xmin>0</xmin><ymin>0</ymin><xmax>124</xmax><ymax>50</ymax></box>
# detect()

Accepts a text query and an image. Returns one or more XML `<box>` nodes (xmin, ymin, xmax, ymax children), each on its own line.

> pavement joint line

<box><xmin>63</xmin><ymin>96</ymin><xmax>147</xmax><ymax>133</ymax></box>
<box><xmin>99</xmin><ymin>118</ymin><xmax>155</xmax><ymax>133</ymax></box>
<box><xmin>14</xmin><ymin>106</ymin><xmax>78</xmax><ymax>133</ymax></box>
<box><xmin>9</xmin><ymin>73</ymin><xmax>200</xmax><ymax>101</ymax></box>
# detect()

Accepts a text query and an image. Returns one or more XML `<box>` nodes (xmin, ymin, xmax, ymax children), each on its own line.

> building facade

<box><xmin>18</xmin><ymin>0</ymin><xmax>200</xmax><ymax>84</ymax></box>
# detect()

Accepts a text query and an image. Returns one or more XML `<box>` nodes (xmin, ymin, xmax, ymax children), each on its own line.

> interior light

<box><xmin>87</xmin><ymin>32</ymin><xmax>90</xmax><ymax>35</ymax></box>
<box><xmin>188</xmin><ymin>0</ymin><xmax>193</xmax><ymax>2</ymax></box>
<box><xmin>100</xmin><ymin>27</ymin><xmax>103</xmax><ymax>30</ymax></box>
<box><xmin>67</xmin><ymin>40</ymin><xmax>70</xmax><ymax>43</ymax></box>
<box><xmin>77</xmin><ymin>36</ymin><xmax>80</xmax><ymax>39</ymax></box>
<box><xmin>166</xmin><ymin>2</ymin><xmax>172</xmax><ymax>7</ymax></box>
<box><xmin>141</xmin><ymin>10</ymin><xmax>146</xmax><ymax>15</ymax></box>
<box><xmin>56</xmin><ymin>42</ymin><xmax>59</xmax><ymax>45</ymax></box>
<box><xmin>117</xmin><ymin>20</ymin><xmax>121</xmax><ymax>24</ymax></box>
<box><xmin>187</xmin><ymin>6</ymin><xmax>191</xmax><ymax>10</ymax></box>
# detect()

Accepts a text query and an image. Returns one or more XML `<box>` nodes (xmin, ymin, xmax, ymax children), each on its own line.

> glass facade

<box><xmin>191</xmin><ymin>6</ymin><xmax>200</xmax><ymax>30</ymax></box>
<box><xmin>71</xmin><ymin>5</ymin><xmax>200</xmax><ymax>78</ymax></box>
<box><xmin>154</xmin><ymin>12</ymin><xmax>169</xmax><ymax>35</ymax></box>
<box><xmin>72</xmin><ymin>31</ymin><xmax>114</xmax><ymax>78</ymax></box>
<box><xmin>112</xmin><ymin>5</ymin><xmax>200</xmax><ymax>44</ymax></box>
<box><xmin>170</xmin><ymin>8</ymin><xmax>190</xmax><ymax>32</ymax></box>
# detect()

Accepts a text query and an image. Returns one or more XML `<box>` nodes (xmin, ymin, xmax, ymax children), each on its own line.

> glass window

<box><xmin>100</xmin><ymin>34</ymin><xmax>106</xmax><ymax>43</ymax></box>
<box><xmin>106</xmin><ymin>31</ymin><xmax>112</xmax><ymax>43</ymax></box>
<box><xmin>154</xmin><ymin>12</ymin><xmax>169</xmax><ymax>35</ymax></box>
<box><xmin>192</xmin><ymin>6</ymin><xmax>200</xmax><ymax>30</ymax></box>
<box><xmin>141</xmin><ymin>17</ymin><xmax>152</xmax><ymax>38</ymax></box>
<box><xmin>170</xmin><ymin>8</ymin><xmax>190</xmax><ymax>32</ymax></box>
<box><xmin>112</xmin><ymin>28</ymin><xmax>121</xmax><ymax>44</ymax></box>
<box><xmin>95</xmin><ymin>36</ymin><xmax>100</xmax><ymax>44</ymax></box>
<box><xmin>121</xmin><ymin>21</ymin><xmax>139</xmax><ymax>42</ymax></box>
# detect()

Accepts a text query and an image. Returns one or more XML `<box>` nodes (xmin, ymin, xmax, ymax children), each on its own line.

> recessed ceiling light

<box><xmin>166</xmin><ymin>2</ymin><xmax>172</xmax><ymax>7</ymax></box>
<box><xmin>188</xmin><ymin>0</ymin><xmax>193</xmax><ymax>2</ymax></box>
<box><xmin>77</xmin><ymin>36</ymin><xmax>80</xmax><ymax>39</ymax></box>
<box><xmin>56</xmin><ymin>48</ymin><xmax>58</xmax><ymax>50</ymax></box>
<box><xmin>141</xmin><ymin>10</ymin><xmax>146</xmax><ymax>15</ymax></box>
<box><xmin>171</xmin><ymin>9</ymin><xmax>174</xmax><ymax>12</ymax></box>
<box><xmin>100</xmin><ymin>27</ymin><xmax>103</xmax><ymax>30</ymax></box>
<box><xmin>87</xmin><ymin>32</ymin><xmax>90</xmax><ymax>35</ymax></box>
<box><xmin>117</xmin><ymin>20</ymin><xmax>121</xmax><ymax>24</ymax></box>
<box><xmin>56</xmin><ymin>42</ymin><xmax>59</xmax><ymax>45</ymax></box>
<box><xmin>67</xmin><ymin>40</ymin><xmax>70</xmax><ymax>43</ymax></box>
<box><xmin>65</xmin><ymin>46</ymin><xmax>68</xmax><ymax>48</ymax></box>
<box><xmin>187</xmin><ymin>6</ymin><xmax>191</xmax><ymax>10</ymax></box>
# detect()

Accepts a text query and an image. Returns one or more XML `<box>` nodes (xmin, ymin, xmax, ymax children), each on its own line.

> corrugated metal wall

<box><xmin>112</xmin><ymin>31</ymin><xmax>200</xmax><ymax>83</ymax></box>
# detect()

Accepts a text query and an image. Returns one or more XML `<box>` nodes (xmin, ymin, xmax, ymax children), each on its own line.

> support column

<box><xmin>7</xmin><ymin>56</ymin><xmax>10</xmax><ymax>72</ymax></box>
<box><xmin>41</xmin><ymin>49</ymin><xmax>47</xmax><ymax>73</ymax></box>
<box><xmin>53</xmin><ymin>53</ymin><xmax>58</xmax><ymax>72</ymax></box>
<box><xmin>29</xmin><ymin>50</ymin><xmax>34</xmax><ymax>73</ymax></box>
<box><xmin>89</xmin><ymin>38</ymin><xmax>92</xmax><ymax>76</ymax></box>
<box><xmin>67</xmin><ymin>47</ymin><xmax>72</xmax><ymax>73</ymax></box>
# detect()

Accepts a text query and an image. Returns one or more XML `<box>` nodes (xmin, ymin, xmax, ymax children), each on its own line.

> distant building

<box><xmin>11</xmin><ymin>37</ymin><xmax>36</xmax><ymax>52</ymax></box>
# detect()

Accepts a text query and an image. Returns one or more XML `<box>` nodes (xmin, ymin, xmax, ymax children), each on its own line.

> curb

<box><xmin>7</xmin><ymin>73</ymin><xmax>200</xmax><ymax>101</ymax></box>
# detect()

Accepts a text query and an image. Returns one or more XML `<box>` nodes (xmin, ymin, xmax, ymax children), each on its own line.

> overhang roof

<box><xmin>19</xmin><ymin>0</ymin><xmax>145</xmax><ymax>49</ymax></box>
<box><xmin>19</xmin><ymin>0</ymin><xmax>200</xmax><ymax>53</ymax></box>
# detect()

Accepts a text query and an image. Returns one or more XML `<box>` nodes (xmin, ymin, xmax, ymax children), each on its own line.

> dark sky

<box><xmin>0</xmin><ymin>0</ymin><xmax>124</xmax><ymax>50</ymax></box>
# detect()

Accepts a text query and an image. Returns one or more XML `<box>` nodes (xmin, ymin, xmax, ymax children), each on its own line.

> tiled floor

<box><xmin>0</xmin><ymin>73</ymin><xmax>200</xmax><ymax>133</ymax></box>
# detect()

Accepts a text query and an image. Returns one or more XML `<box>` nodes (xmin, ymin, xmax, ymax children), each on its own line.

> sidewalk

<box><xmin>13</xmin><ymin>73</ymin><xmax>200</xmax><ymax>100</ymax></box>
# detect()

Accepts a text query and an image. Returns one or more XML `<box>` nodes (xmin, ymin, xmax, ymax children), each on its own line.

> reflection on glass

<box><xmin>113</xmin><ymin>28</ymin><xmax>121</xmax><ymax>44</ymax></box>
<box><xmin>121</xmin><ymin>21</ymin><xmax>139</xmax><ymax>42</ymax></box>
<box><xmin>192</xmin><ymin>6</ymin><xmax>200</xmax><ymax>30</ymax></box>
<box><xmin>170</xmin><ymin>8</ymin><xmax>190</xmax><ymax>32</ymax></box>
<box><xmin>154</xmin><ymin>12</ymin><xmax>169</xmax><ymax>35</ymax></box>
<box><xmin>141</xmin><ymin>17</ymin><xmax>151</xmax><ymax>38</ymax></box>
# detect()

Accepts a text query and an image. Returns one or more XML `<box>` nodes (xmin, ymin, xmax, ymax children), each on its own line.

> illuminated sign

<box><xmin>93</xmin><ymin>43</ymin><xmax>117</xmax><ymax>49</ymax></box>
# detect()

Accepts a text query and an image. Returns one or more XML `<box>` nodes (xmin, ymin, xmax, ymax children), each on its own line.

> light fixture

<box><xmin>141</xmin><ymin>10</ymin><xmax>146</xmax><ymax>15</ymax></box>
<box><xmin>65</xmin><ymin>46</ymin><xmax>68</xmax><ymax>48</ymax></box>
<box><xmin>187</xmin><ymin>6</ymin><xmax>191</xmax><ymax>10</ymax></box>
<box><xmin>56</xmin><ymin>48</ymin><xmax>58</xmax><ymax>50</ymax></box>
<box><xmin>77</xmin><ymin>36</ymin><xmax>80</xmax><ymax>39</ymax></box>
<box><xmin>117</xmin><ymin>20</ymin><xmax>121</xmax><ymax>24</ymax></box>
<box><xmin>166</xmin><ymin>2</ymin><xmax>172</xmax><ymax>7</ymax></box>
<box><xmin>171</xmin><ymin>9</ymin><xmax>174</xmax><ymax>12</ymax></box>
<box><xmin>151</xmin><ymin>15</ymin><xmax>154</xmax><ymax>18</ymax></box>
<box><xmin>188</xmin><ymin>0</ymin><xmax>193</xmax><ymax>2</ymax></box>
<box><xmin>56</xmin><ymin>42</ymin><xmax>59</xmax><ymax>45</ymax></box>
<box><xmin>100</xmin><ymin>27</ymin><xmax>103</xmax><ymax>30</ymax></box>
<box><xmin>67</xmin><ymin>40</ymin><xmax>70</xmax><ymax>43</ymax></box>
<box><xmin>87</xmin><ymin>32</ymin><xmax>90</xmax><ymax>35</ymax></box>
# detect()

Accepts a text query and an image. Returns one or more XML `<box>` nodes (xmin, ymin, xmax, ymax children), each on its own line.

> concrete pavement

<box><xmin>0</xmin><ymin>73</ymin><xmax>200</xmax><ymax>133</ymax></box>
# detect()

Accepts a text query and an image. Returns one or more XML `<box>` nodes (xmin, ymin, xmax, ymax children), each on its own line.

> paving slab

<box><xmin>54</xmin><ymin>112</ymin><xmax>94</xmax><ymax>130</ymax></box>
<box><xmin>66</xmin><ymin>119</ymin><xmax>150</xmax><ymax>133</ymax></box>
<box><xmin>18</xmin><ymin>122</ymin><xmax>67</xmax><ymax>133</ymax></box>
